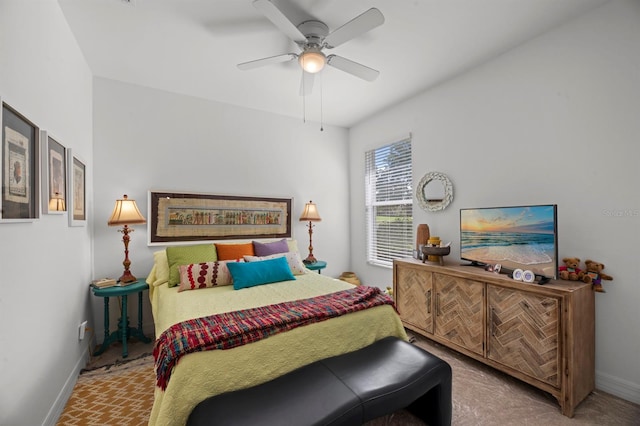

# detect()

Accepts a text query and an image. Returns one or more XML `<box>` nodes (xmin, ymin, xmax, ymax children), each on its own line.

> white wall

<box><xmin>349</xmin><ymin>0</ymin><xmax>640</xmax><ymax>404</ymax></box>
<box><xmin>91</xmin><ymin>78</ymin><xmax>351</xmax><ymax>338</ymax></box>
<box><xmin>0</xmin><ymin>1</ymin><xmax>94</xmax><ymax>425</ymax></box>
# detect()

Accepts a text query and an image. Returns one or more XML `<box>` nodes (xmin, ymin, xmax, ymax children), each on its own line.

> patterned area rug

<box><xmin>56</xmin><ymin>354</ymin><xmax>155</xmax><ymax>426</ymax></box>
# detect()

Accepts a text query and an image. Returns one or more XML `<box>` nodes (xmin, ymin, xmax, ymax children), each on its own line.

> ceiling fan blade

<box><xmin>253</xmin><ymin>0</ymin><xmax>307</xmax><ymax>44</ymax></box>
<box><xmin>326</xmin><ymin>55</ymin><xmax>379</xmax><ymax>81</ymax></box>
<box><xmin>237</xmin><ymin>53</ymin><xmax>297</xmax><ymax>70</ymax></box>
<box><xmin>324</xmin><ymin>8</ymin><xmax>384</xmax><ymax>49</ymax></box>
<box><xmin>299</xmin><ymin>71</ymin><xmax>315</xmax><ymax>96</ymax></box>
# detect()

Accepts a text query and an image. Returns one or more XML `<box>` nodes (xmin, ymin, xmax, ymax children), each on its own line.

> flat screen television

<box><xmin>460</xmin><ymin>204</ymin><xmax>558</xmax><ymax>283</ymax></box>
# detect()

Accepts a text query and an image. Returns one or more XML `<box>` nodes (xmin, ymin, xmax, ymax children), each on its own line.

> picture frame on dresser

<box><xmin>1</xmin><ymin>98</ymin><xmax>40</xmax><ymax>223</ymax></box>
<box><xmin>67</xmin><ymin>149</ymin><xmax>86</xmax><ymax>227</ymax></box>
<box><xmin>40</xmin><ymin>130</ymin><xmax>67</xmax><ymax>215</ymax></box>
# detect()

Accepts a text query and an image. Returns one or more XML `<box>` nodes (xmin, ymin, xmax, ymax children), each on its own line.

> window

<box><xmin>365</xmin><ymin>138</ymin><xmax>413</xmax><ymax>267</ymax></box>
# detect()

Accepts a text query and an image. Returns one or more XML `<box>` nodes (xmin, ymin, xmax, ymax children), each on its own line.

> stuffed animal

<box><xmin>558</xmin><ymin>257</ymin><xmax>583</xmax><ymax>281</ymax></box>
<box><xmin>582</xmin><ymin>259</ymin><xmax>613</xmax><ymax>292</ymax></box>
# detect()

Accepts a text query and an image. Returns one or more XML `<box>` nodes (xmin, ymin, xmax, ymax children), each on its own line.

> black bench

<box><xmin>187</xmin><ymin>336</ymin><xmax>452</xmax><ymax>426</ymax></box>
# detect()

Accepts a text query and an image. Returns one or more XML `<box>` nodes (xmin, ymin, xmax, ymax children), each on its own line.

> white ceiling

<box><xmin>58</xmin><ymin>0</ymin><xmax>607</xmax><ymax>128</ymax></box>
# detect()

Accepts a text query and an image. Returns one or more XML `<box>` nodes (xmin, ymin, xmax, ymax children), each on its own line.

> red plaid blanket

<box><xmin>153</xmin><ymin>285</ymin><xmax>393</xmax><ymax>390</ymax></box>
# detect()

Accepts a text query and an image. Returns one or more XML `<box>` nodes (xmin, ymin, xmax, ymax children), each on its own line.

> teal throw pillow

<box><xmin>228</xmin><ymin>256</ymin><xmax>296</xmax><ymax>290</ymax></box>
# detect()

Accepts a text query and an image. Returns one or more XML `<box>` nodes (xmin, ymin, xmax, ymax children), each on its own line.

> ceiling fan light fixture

<box><xmin>299</xmin><ymin>49</ymin><xmax>326</xmax><ymax>74</ymax></box>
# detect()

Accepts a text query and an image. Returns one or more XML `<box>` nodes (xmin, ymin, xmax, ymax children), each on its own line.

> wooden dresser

<box><xmin>393</xmin><ymin>258</ymin><xmax>595</xmax><ymax>417</ymax></box>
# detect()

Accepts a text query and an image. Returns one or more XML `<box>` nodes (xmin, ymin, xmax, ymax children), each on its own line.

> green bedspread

<box><xmin>147</xmin><ymin>272</ymin><xmax>407</xmax><ymax>426</ymax></box>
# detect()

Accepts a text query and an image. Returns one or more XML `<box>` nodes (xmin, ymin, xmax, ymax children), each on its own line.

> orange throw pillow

<box><xmin>215</xmin><ymin>242</ymin><xmax>255</xmax><ymax>261</ymax></box>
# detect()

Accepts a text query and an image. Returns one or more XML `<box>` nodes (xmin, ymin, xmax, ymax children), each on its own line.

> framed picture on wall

<box><xmin>148</xmin><ymin>190</ymin><xmax>292</xmax><ymax>245</ymax></box>
<box><xmin>67</xmin><ymin>149</ymin><xmax>86</xmax><ymax>227</ymax></box>
<box><xmin>41</xmin><ymin>130</ymin><xmax>67</xmax><ymax>215</ymax></box>
<box><xmin>1</xmin><ymin>98</ymin><xmax>40</xmax><ymax>223</ymax></box>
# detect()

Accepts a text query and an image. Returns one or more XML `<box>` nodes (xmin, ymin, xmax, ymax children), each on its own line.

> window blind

<box><xmin>365</xmin><ymin>138</ymin><xmax>413</xmax><ymax>268</ymax></box>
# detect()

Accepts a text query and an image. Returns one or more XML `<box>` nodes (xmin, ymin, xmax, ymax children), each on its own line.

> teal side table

<box><xmin>91</xmin><ymin>279</ymin><xmax>151</xmax><ymax>358</ymax></box>
<box><xmin>305</xmin><ymin>260</ymin><xmax>327</xmax><ymax>274</ymax></box>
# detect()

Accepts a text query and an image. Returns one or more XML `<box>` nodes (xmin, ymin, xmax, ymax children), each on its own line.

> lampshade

<box><xmin>108</xmin><ymin>194</ymin><xmax>146</xmax><ymax>226</ymax></box>
<box><xmin>48</xmin><ymin>192</ymin><xmax>66</xmax><ymax>212</ymax></box>
<box><xmin>299</xmin><ymin>49</ymin><xmax>326</xmax><ymax>74</ymax></box>
<box><xmin>299</xmin><ymin>201</ymin><xmax>322</xmax><ymax>222</ymax></box>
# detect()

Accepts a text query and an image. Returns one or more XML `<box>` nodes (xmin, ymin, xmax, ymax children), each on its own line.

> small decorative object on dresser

<box><xmin>415</xmin><ymin>223</ymin><xmax>430</xmax><ymax>259</ymax></box>
<box><xmin>423</xmin><ymin>236</ymin><xmax>452</xmax><ymax>265</ymax></box>
<box><xmin>558</xmin><ymin>257</ymin><xmax>584</xmax><ymax>281</ymax></box>
<box><xmin>581</xmin><ymin>259</ymin><xmax>613</xmax><ymax>292</ymax></box>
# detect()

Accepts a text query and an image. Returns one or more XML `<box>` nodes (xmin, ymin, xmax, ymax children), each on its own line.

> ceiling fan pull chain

<box><xmin>302</xmin><ymin>69</ymin><xmax>307</xmax><ymax>123</ymax></box>
<box><xmin>320</xmin><ymin>72</ymin><xmax>324</xmax><ymax>132</ymax></box>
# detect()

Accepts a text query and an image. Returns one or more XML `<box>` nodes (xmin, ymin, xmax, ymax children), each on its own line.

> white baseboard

<box><xmin>596</xmin><ymin>370</ymin><xmax>640</xmax><ymax>405</ymax></box>
<box><xmin>41</xmin><ymin>345</ymin><xmax>89</xmax><ymax>426</ymax></box>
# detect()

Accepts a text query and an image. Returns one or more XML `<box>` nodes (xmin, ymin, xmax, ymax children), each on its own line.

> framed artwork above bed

<box><xmin>148</xmin><ymin>190</ymin><xmax>292</xmax><ymax>245</ymax></box>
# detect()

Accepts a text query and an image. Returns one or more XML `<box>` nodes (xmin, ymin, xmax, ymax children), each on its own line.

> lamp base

<box><xmin>303</xmin><ymin>255</ymin><xmax>318</xmax><ymax>265</ymax></box>
<box><xmin>119</xmin><ymin>270</ymin><xmax>138</xmax><ymax>284</ymax></box>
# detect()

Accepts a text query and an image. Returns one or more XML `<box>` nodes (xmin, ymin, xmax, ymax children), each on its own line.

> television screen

<box><xmin>460</xmin><ymin>204</ymin><xmax>558</xmax><ymax>281</ymax></box>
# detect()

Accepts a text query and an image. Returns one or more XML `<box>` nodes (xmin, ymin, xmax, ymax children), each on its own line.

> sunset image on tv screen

<box><xmin>460</xmin><ymin>205</ymin><xmax>557</xmax><ymax>278</ymax></box>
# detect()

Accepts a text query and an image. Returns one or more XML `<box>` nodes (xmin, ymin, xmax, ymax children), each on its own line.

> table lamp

<box><xmin>108</xmin><ymin>194</ymin><xmax>146</xmax><ymax>283</ymax></box>
<box><xmin>299</xmin><ymin>200</ymin><xmax>322</xmax><ymax>264</ymax></box>
<box><xmin>48</xmin><ymin>192</ymin><xmax>66</xmax><ymax>211</ymax></box>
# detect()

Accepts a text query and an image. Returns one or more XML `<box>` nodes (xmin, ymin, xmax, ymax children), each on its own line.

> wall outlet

<box><xmin>79</xmin><ymin>320</ymin><xmax>88</xmax><ymax>340</ymax></box>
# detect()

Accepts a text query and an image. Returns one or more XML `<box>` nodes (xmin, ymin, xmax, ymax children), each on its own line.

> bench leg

<box><xmin>407</xmin><ymin>374</ymin><xmax>452</xmax><ymax>426</ymax></box>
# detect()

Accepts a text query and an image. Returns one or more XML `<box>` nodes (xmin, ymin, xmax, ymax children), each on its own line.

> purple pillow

<box><xmin>253</xmin><ymin>239</ymin><xmax>289</xmax><ymax>257</ymax></box>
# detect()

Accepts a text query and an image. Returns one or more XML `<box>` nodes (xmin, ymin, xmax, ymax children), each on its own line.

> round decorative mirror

<box><xmin>416</xmin><ymin>172</ymin><xmax>453</xmax><ymax>212</ymax></box>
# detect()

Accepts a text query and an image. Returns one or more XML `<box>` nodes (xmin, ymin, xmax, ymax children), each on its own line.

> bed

<box><xmin>145</xmin><ymin>240</ymin><xmax>408</xmax><ymax>426</ymax></box>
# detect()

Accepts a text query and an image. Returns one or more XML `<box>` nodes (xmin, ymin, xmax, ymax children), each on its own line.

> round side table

<box><xmin>91</xmin><ymin>279</ymin><xmax>151</xmax><ymax>358</ymax></box>
<box><xmin>305</xmin><ymin>260</ymin><xmax>327</xmax><ymax>274</ymax></box>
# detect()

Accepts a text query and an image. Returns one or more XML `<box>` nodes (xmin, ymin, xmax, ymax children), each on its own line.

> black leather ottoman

<box><xmin>187</xmin><ymin>336</ymin><xmax>452</xmax><ymax>426</ymax></box>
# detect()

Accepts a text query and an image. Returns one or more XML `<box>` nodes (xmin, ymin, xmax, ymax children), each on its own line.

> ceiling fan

<box><xmin>238</xmin><ymin>0</ymin><xmax>384</xmax><ymax>94</ymax></box>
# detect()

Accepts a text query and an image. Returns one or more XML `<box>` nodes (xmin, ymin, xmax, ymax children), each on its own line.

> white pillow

<box><xmin>286</xmin><ymin>239</ymin><xmax>299</xmax><ymax>253</ymax></box>
<box><xmin>244</xmin><ymin>251</ymin><xmax>306</xmax><ymax>275</ymax></box>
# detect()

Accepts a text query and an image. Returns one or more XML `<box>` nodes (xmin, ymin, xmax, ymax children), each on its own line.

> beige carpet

<box><xmin>57</xmin><ymin>334</ymin><xmax>640</xmax><ymax>426</ymax></box>
<box><xmin>406</xmin><ymin>332</ymin><xmax>640</xmax><ymax>426</ymax></box>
